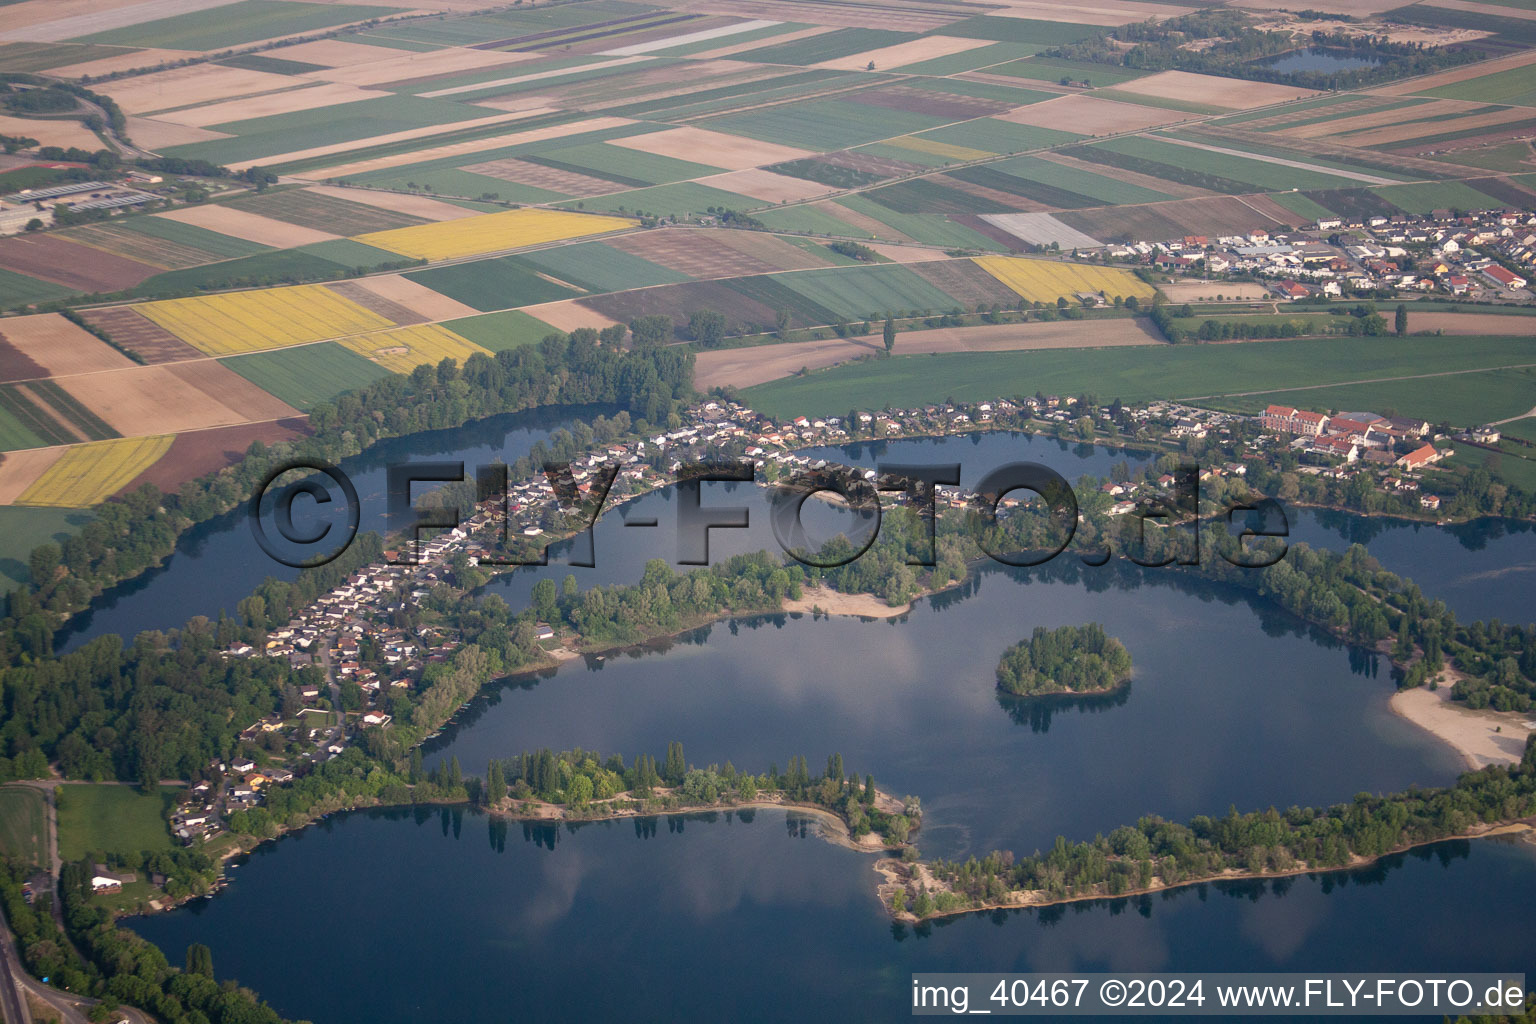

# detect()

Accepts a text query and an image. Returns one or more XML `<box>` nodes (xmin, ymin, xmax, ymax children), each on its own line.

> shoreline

<box><xmin>1388</xmin><ymin>681</ymin><xmax>1535</xmax><ymax>770</ymax></box>
<box><xmin>878</xmin><ymin>820</ymin><xmax>1536</xmax><ymax>924</ymax></box>
<box><xmin>782</xmin><ymin>585</ymin><xmax>911</xmax><ymax>618</ymax></box>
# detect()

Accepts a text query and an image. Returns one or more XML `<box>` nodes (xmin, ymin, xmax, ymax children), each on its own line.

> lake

<box><xmin>1256</xmin><ymin>47</ymin><xmax>1382</xmax><ymax>74</ymax></box>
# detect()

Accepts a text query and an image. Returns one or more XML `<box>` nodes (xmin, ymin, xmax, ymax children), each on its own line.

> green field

<box><xmin>563</xmin><ymin>182</ymin><xmax>761</xmax><ymax>218</ymax></box>
<box><xmin>1268</xmin><ymin>190</ymin><xmax>1340</xmax><ymax>222</ymax></box>
<box><xmin>891</xmin><ymin>41</ymin><xmax>1040</xmax><ymax>75</ymax></box>
<box><xmin>292</xmin><ymin>238</ymin><xmax>406</xmax><ymax>270</ymax></box>
<box><xmin>974</xmin><ymin>153</ymin><xmax>1174</xmax><ymax>205</ymax></box>
<box><xmin>733</xmin><ymin>27</ymin><xmax>914</xmax><ymax>65</ymax></box>
<box><xmin>221</xmin><ymin>342</ymin><xmax>393</xmax><ymax>410</ymax></box>
<box><xmin>56</xmin><ymin>784</ymin><xmax>178</xmax><ymax>862</ymax></box>
<box><xmin>703</xmin><ymin>99</ymin><xmax>947</xmax><ymax>151</ymax></box>
<box><xmin>0</xmin><ymin>786</ymin><xmax>47</xmax><ymax>869</ymax></box>
<box><xmin>0</xmin><ymin>506</ymin><xmax>93</xmax><ymax>589</ymax></box>
<box><xmin>0</xmin><ymin>41</ymin><xmax>130</xmax><ymax>72</ymax></box>
<box><xmin>119</xmin><ymin>215</ymin><xmax>273</xmax><ymax>259</ymax></box>
<box><xmin>914</xmin><ymin>118</ymin><xmax>1083</xmax><ymax>154</ymax></box>
<box><xmin>937</xmin><ymin>16</ymin><xmax>1103</xmax><ymax>44</ymax></box>
<box><xmin>406</xmin><ymin>256</ymin><xmax>583</xmax><ymax>311</ymax></box>
<box><xmin>1205</xmin><ymin>364</ymin><xmax>1536</xmax><ymax>427</ymax></box>
<box><xmin>443</xmin><ymin>310</ymin><xmax>561</xmax><ymax>351</ymax></box>
<box><xmin>514</xmin><ymin>241</ymin><xmax>691</xmax><ymax>293</ymax></box>
<box><xmin>1423</xmin><ymin>61</ymin><xmax>1536</xmax><ymax>106</ymax></box>
<box><xmin>742</xmin><ymin>334</ymin><xmax>1536</xmax><ymax>419</ymax></box>
<box><xmin>75</xmin><ymin>0</ymin><xmax>392</xmax><ymax>48</ymax></box>
<box><xmin>776</xmin><ymin>264</ymin><xmax>964</xmax><ymax>318</ymax></box>
<box><xmin>1369</xmin><ymin>180</ymin><xmax>1510</xmax><ymax>214</ymax></box>
<box><xmin>757</xmin><ymin>202</ymin><xmax>875</xmax><ymax>237</ymax></box>
<box><xmin>528</xmin><ymin>142</ymin><xmax>725</xmax><ymax>187</ymax></box>
<box><xmin>226</xmin><ymin>188</ymin><xmax>426</xmax><ymax>234</ymax></box>
<box><xmin>1093</xmin><ymin>136</ymin><xmax>1365</xmax><ymax>191</ymax></box>
<box><xmin>131</xmin><ymin>249</ymin><xmax>347</xmax><ymax>297</ymax></box>
<box><xmin>990</xmin><ymin>56</ymin><xmax>1148</xmax><ymax>86</ymax></box>
<box><xmin>0</xmin><ymin>266</ymin><xmax>75</xmax><ymax>310</ymax></box>
<box><xmin>832</xmin><ymin>195</ymin><xmax>1006</xmax><ymax>249</ymax></box>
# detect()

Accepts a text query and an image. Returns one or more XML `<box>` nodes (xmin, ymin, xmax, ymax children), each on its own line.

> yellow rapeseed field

<box><xmin>354</xmin><ymin>208</ymin><xmax>636</xmax><ymax>261</ymax></box>
<box><xmin>17</xmin><ymin>435</ymin><xmax>174</xmax><ymax>508</ymax></box>
<box><xmin>138</xmin><ymin>284</ymin><xmax>393</xmax><ymax>356</ymax></box>
<box><xmin>973</xmin><ymin>256</ymin><xmax>1156</xmax><ymax>305</ymax></box>
<box><xmin>886</xmin><ymin>136</ymin><xmax>993</xmax><ymax>161</ymax></box>
<box><xmin>339</xmin><ymin>323</ymin><xmax>492</xmax><ymax>374</ymax></box>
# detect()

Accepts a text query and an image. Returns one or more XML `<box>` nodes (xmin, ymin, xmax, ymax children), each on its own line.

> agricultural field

<box><xmin>56</xmin><ymin>784</ymin><xmax>178</xmax><ymax>862</ymax></box>
<box><xmin>405</xmin><ymin>257</ymin><xmax>583</xmax><ymax>312</ymax></box>
<box><xmin>357</xmin><ymin>209</ymin><xmax>636</xmax><ymax>261</ymax></box>
<box><xmin>973</xmin><ymin>257</ymin><xmax>1156</xmax><ymax>305</ymax></box>
<box><xmin>225</xmin><ymin>189</ymin><xmax>429</xmax><ymax>236</ymax></box>
<box><xmin>443</xmin><ymin>310</ymin><xmax>562</xmax><ymax>351</ymax></box>
<box><xmin>15</xmin><ymin>435</ymin><xmax>174</xmax><ymax>508</ymax></box>
<box><xmin>221</xmin><ymin>342</ymin><xmax>394</xmax><ymax>410</ymax></box>
<box><xmin>137</xmin><ymin>285</ymin><xmax>395</xmax><ymax>356</ymax></box>
<box><xmin>338</xmin><ymin>322</ymin><xmax>491</xmax><ymax>373</ymax></box>
<box><xmin>0</xmin><ymin>787</ymin><xmax>46</xmax><ymax>869</ymax></box>
<box><xmin>774</xmin><ymin>264</ymin><xmax>964</xmax><ymax>319</ymax></box>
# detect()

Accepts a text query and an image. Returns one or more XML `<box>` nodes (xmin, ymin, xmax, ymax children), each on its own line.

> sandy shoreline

<box><xmin>782</xmin><ymin>585</ymin><xmax>911</xmax><ymax>618</ymax></box>
<box><xmin>1388</xmin><ymin>684</ymin><xmax>1534</xmax><ymax>769</ymax></box>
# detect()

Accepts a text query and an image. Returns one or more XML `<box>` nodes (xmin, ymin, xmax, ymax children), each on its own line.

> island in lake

<box><xmin>996</xmin><ymin>624</ymin><xmax>1133</xmax><ymax>697</ymax></box>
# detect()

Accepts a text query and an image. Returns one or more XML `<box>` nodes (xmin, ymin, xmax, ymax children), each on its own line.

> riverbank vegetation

<box><xmin>889</xmin><ymin>735</ymin><xmax>1536</xmax><ymax>920</ymax></box>
<box><xmin>996</xmin><ymin>624</ymin><xmax>1132</xmax><ymax>697</ymax></box>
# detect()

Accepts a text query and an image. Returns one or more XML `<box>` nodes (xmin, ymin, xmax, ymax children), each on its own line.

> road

<box><xmin>0</xmin><ymin>902</ymin><xmax>31</xmax><ymax>1024</ymax></box>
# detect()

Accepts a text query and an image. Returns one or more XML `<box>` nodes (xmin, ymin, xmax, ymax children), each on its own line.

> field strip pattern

<box><xmin>15</xmin><ymin>435</ymin><xmax>175</xmax><ymax>508</ymax></box>
<box><xmin>1146</xmin><ymin>136</ymin><xmax>1403</xmax><ymax>186</ymax></box>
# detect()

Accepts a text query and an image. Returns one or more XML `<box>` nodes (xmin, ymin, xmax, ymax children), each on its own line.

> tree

<box><xmin>532</xmin><ymin>578</ymin><xmax>557</xmax><ymax>622</ymax></box>
<box><xmin>186</xmin><ymin>942</ymin><xmax>214</xmax><ymax>978</ymax></box>
<box><xmin>663</xmin><ymin>741</ymin><xmax>686</xmax><ymax>785</ymax></box>
<box><xmin>882</xmin><ymin>316</ymin><xmax>896</xmax><ymax>354</ymax></box>
<box><xmin>629</xmin><ymin>314</ymin><xmax>673</xmax><ymax>347</ymax></box>
<box><xmin>23</xmin><ymin>218</ymin><xmax>43</xmax><ymax>232</ymax></box>
<box><xmin>487</xmin><ymin>760</ymin><xmax>506</xmax><ymax>804</ymax></box>
<box><xmin>1394</xmin><ymin>303</ymin><xmax>1408</xmax><ymax>336</ymax></box>
<box><xmin>687</xmin><ymin>309</ymin><xmax>728</xmax><ymax>347</ymax></box>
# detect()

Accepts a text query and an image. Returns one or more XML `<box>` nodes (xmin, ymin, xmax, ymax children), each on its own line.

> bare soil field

<box><xmin>1426</xmin><ymin>0</ymin><xmax>1536</xmax><ymax>22</ymax></box>
<box><xmin>695</xmin><ymin>319</ymin><xmax>1162</xmax><ymax>388</ymax></box>
<box><xmin>155</xmin><ymin>205</ymin><xmax>339</xmax><ymax>247</ymax></box>
<box><xmin>0</xmin><ymin>113</ymin><xmax>104</xmax><ymax>150</ymax></box>
<box><xmin>123</xmin><ymin>116</ymin><xmax>231</xmax><ymax>150</ymax></box>
<box><xmin>1283</xmin><ymin>99</ymin><xmax>1475</xmax><ymax>140</ymax></box>
<box><xmin>0</xmin><ymin>330</ymin><xmax>47</xmax><ymax>383</ymax></box>
<box><xmin>58</xmin><ymin>362</ymin><xmax>296</xmax><ymax>435</ymax></box>
<box><xmin>1408</xmin><ymin>311</ymin><xmax>1536</xmax><ymax>335</ymax></box>
<box><xmin>814</xmin><ymin>35</ymin><xmax>990</xmax><ymax>71</ymax></box>
<box><xmin>157</xmin><ymin>82</ymin><xmax>390</xmax><ymax>128</ymax></box>
<box><xmin>305</xmin><ymin>186</ymin><xmax>475</xmax><ymax>222</ymax></box>
<box><xmin>694</xmin><ymin>335</ymin><xmax>880</xmax><ymax>389</ymax></box>
<box><xmin>305</xmin><ymin>116</ymin><xmax>636</xmax><ymax>180</ymax></box>
<box><xmin>521</xmin><ymin>298</ymin><xmax>623</xmax><ymax>333</ymax></box>
<box><xmin>325</xmin><ymin>281</ymin><xmax>429</xmax><ymax>326</ymax></box>
<box><xmin>853</xmin><ymin>84</ymin><xmax>1013</xmax><ymax>121</ymax></box>
<box><xmin>581</xmin><ymin>280</ymin><xmax>782</xmax><ymax>332</ymax></box>
<box><xmin>0</xmin><ymin>234</ymin><xmax>158</xmax><ymax>293</ymax></box>
<box><xmin>609</xmin><ymin>229</ymin><xmax>829</xmax><ymax>276</ymax></box>
<box><xmin>816</xmin><ymin>150</ymin><xmax>926</xmax><ymax>177</ymax></box>
<box><xmin>908</xmin><ymin>259</ymin><xmax>1026</xmax><ymax>307</ymax></box>
<box><xmin>459</xmin><ymin>157</ymin><xmax>626</xmax><ymax>196</ymax></box>
<box><xmin>0</xmin><ymin>314</ymin><xmax>134</xmax><ymax>377</ymax></box>
<box><xmin>816</xmin><ymin>201</ymin><xmax>917</xmax><ymax>242</ymax></box>
<box><xmin>996</xmin><ymin>94</ymin><xmax>1182</xmax><ymax>135</ymax></box>
<box><xmin>1337</xmin><ymin>107</ymin><xmax>1536</xmax><ymax>147</ymax></box>
<box><xmin>865</xmin><ymin>243</ymin><xmax>949</xmax><ymax>263</ymax></box>
<box><xmin>1111</xmin><ymin>70</ymin><xmax>1318</xmax><ymax>109</ymax></box>
<box><xmin>1059</xmin><ymin>195</ymin><xmax>1281</xmax><ymax>240</ymax></box>
<box><xmin>609</xmin><ymin>126</ymin><xmax>812</xmax><ymax>169</ymax></box>
<box><xmin>313</xmin><ymin>47</ymin><xmax>531</xmax><ymax>88</ymax></box>
<box><xmin>1374</xmin><ymin>48</ymin><xmax>1536</xmax><ymax>95</ymax></box>
<box><xmin>107</xmin><ymin>65</ymin><xmax>297</xmax><ymax>115</ymax></box>
<box><xmin>116</xmin><ymin>418</ymin><xmax>311</xmax><ymax>497</ymax></box>
<box><xmin>0</xmin><ymin>446</ymin><xmax>65</xmax><ymax>504</ymax></box>
<box><xmin>1158</xmin><ymin>280</ymin><xmax>1274</xmax><ymax>301</ymax></box>
<box><xmin>1228</xmin><ymin>0</ymin><xmax>1407</xmax><ymax>17</ymax></box>
<box><xmin>695</xmin><ymin>168</ymin><xmax>833</xmax><ymax>202</ymax></box>
<box><xmin>250</xmin><ymin>108</ymin><xmax>552</xmax><ymax>173</ymax></box>
<box><xmin>988</xmin><ymin>0</ymin><xmax>1195</xmax><ymax>23</ymax></box>
<box><xmin>162</xmin><ymin>361</ymin><xmax>301</xmax><ymax>421</ymax></box>
<box><xmin>349</xmin><ymin>275</ymin><xmax>482</xmax><ymax>322</ymax></box>
<box><xmin>0</xmin><ymin>0</ymin><xmax>154</xmax><ymax>36</ymax></box>
<box><xmin>78</xmin><ymin>308</ymin><xmax>204</xmax><ymax>363</ymax></box>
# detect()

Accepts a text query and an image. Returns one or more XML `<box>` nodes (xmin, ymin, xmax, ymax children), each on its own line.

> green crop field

<box><xmin>563</xmin><ymin>182</ymin><xmax>761</xmax><ymax>218</ymax></box>
<box><xmin>915</xmin><ymin>119</ymin><xmax>1083</xmax><ymax>154</ymax></box>
<box><xmin>292</xmin><ymin>239</ymin><xmax>406</xmax><ymax>270</ymax></box>
<box><xmin>991</xmin><ymin>56</ymin><xmax>1148</xmax><ymax>86</ymax></box>
<box><xmin>720</xmin><ymin>275</ymin><xmax>839</xmax><ymax>327</ymax></box>
<box><xmin>0</xmin><ymin>786</ymin><xmax>46</xmax><ymax>869</ymax></box>
<box><xmin>703</xmin><ymin>99</ymin><xmax>948</xmax><ymax>151</ymax></box>
<box><xmin>528</xmin><ymin>142</ymin><xmax>725</xmax><ymax>186</ymax></box>
<box><xmin>74</xmin><ymin>0</ymin><xmax>392</xmax><ymax>49</ymax></box>
<box><xmin>443</xmin><ymin>310</ymin><xmax>561</xmax><ymax>351</ymax></box>
<box><xmin>121</xmin><ymin>216</ymin><xmax>272</xmax><ymax>259</ymax></box>
<box><xmin>226</xmin><ymin>189</ymin><xmax>426</xmax><ymax>235</ymax></box>
<box><xmin>1269</xmin><ymin>191</ymin><xmax>1340</xmax><ymax>222</ymax></box>
<box><xmin>1094</xmin><ymin>136</ymin><xmax>1365</xmax><ymax>191</ymax></box>
<box><xmin>1206</xmin><ymin>365</ymin><xmax>1536</xmax><ymax>427</ymax></box>
<box><xmin>891</xmin><ymin>41</ymin><xmax>1040</xmax><ymax>75</ymax></box>
<box><xmin>56</xmin><ymin>784</ymin><xmax>178</xmax><ymax>861</ymax></box>
<box><xmin>734</xmin><ymin>27</ymin><xmax>913</xmax><ymax>65</ymax></box>
<box><xmin>514</xmin><ymin>242</ymin><xmax>690</xmax><ymax>293</ymax></box>
<box><xmin>1369</xmin><ymin>180</ymin><xmax>1511</xmax><ymax>214</ymax></box>
<box><xmin>1424</xmin><ymin>62</ymin><xmax>1536</xmax><ymax>106</ymax></box>
<box><xmin>131</xmin><ymin>249</ymin><xmax>346</xmax><ymax>298</ymax></box>
<box><xmin>0</xmin><ymin>506</ymin><xmax>92</xmax><ymax>589</ymax></box>
<box><xmin>938</xmin><ymin>16</ymin><xmax>1103</xmax><ymax>44</ymax></box>
<box><xmin>776</xmin><ymin>264</ymin><xmax>965</xmax><ymax>319</ymax></box>
<box><xmin>406</xmin><ymin>257</ymin><xmax>582</xmax><ymax>312</ymax></box>
<box><xmin>741</xmin><ymin>334</ymin><xmax>1536</xmax><ymax>419</ymax></box>
<box><xmin>757</xmin><ymin>203</ymin><xmax>875</xmax><ymax>237</ymax></box>
<box><xmin>833</xmin><ymin>195</ymin><xmax>1007</xmax><ymax>250</ymax></box>
<box><xmin>221</xmin><ymin>342</ymin><xmax>393</xmax><ymax>410</ymax></box>
<box><xmin>0</xmin><ymin>400</ymin><xmax>48</xmax><ymax>453</ymax></box>
<box><xmin>0</xmin><ymin>266</ymin><xmax>75</xmax><ymax>310</ymax></box>
<box><xmin>0</xmin><ymin>41</ymin><xmax>128</xmax><ymax>72</ymax></box>
<box><xmin>980</xmin><ymin>154</ymin><xmax>1175</xmax><ymax>205</ymax></box>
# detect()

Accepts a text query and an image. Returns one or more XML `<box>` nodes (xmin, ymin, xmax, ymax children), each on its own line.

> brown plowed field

<box><xmin>77</xmin><ymin>308</ymin><xmax>204</xmax><ymax>364</ymax></box>
<box><xmin>114</xmin><ymin>418</ymin><xmax>311</xmax><ymax>497</ymax></box>
<box><xmin>459</xmin><ymin>157</ymin><xmax>626</xmax><ymax>196</ymax></box>
<box><xmin>580</xmin><ymin>280</ymin><xmax>782</xmax><ymax>335</ymax></box>
<box><xmin>0</xmin><ymin>446</ymin><xmax>65</xmax><ymax>504</ymax></box>
<box><xmin>607</xmin><ymin>126</ymin><xmax>811</xmax><ymax>169</ymax></box>
<box><xmin>695</xmin><ymin>169</ymin><xmax>831</xmax><ymax>202</ymax></box>
<box><xmin>349</xmin><ymin>275</ymin><xmax>481</xmax><ymax>322</ymax></box>
<box><xmin>58</xmin><ymin>362</ymin><xmax>298</xmax><ymax>435</ymax></box>
<box><xmin>0</xmin><ymin>313</ymin><xmax>135</xmax><ymax>377</ymax></box>
<box><xmin>908</xmin><ymin>260</ymin><xmax>1026</xmax><ymax>309</ymax></box>
<box><xmin>520</xmin><ymin>298</ymin><xmax>623</xmax><ymax>332</ymax></box>
<box><xmin>0</xmin><ymin>234</ymin><xmax>159</xmax><ymax>292</ymax></box>
<box><xmin>609</xmin><ymin>229</ymin><xmax>828</xmax><ymax>276</ymax></box>
<box><xmin>815</xmin><ymin>150</ymin><xmax>925</xmax><ymax>177</ymax></box>
<box><xmin>1408</xmin><ymin>311</ymin><xmax>1536</xmax><ymax>335</ymax></box>
<box><xmin>1059</xmin><ymin>196</ymin><xmax>1281</xmax><ymax>241</ymax></box>
<box><xmin>325</xmin><ymin>281</ymin><xmax>428</xmax><ymax>326</ymax></box>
